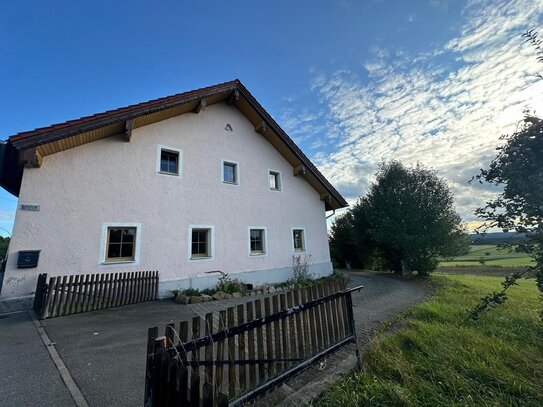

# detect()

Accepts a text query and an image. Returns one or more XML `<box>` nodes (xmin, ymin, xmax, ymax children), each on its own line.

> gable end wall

<box><xmin>1</xmin><ymin>103</ymin><xmax>332</xmax><ymax>300</ymax></box>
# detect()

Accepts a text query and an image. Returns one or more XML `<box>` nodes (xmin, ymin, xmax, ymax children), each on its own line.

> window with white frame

<box><xmin>269</xmin><ymin>170</ymin><xmax>281</xmax><ymax>191</ymax></box>
<box><xmin>249</xmin><ymin>228</ymin><xmax>267</xmax><ymax>255</ymax></box>
<box><xmin>157</xmin><ymin>145</ymin><xmax>183</xmax><ymax>176</ymax></box>
<box><xmin>190</xmin><ymin>226</ymin><xmax>213</xmax><ymax>259</ymax></box>
<box><xmin>222</xmin><ymin>160</ymin><xmax>238</xmax><ymax>184</ymax></box>
<box><xmin>292</xmin><ymin>228</ymin><xmax>305</xmax><ymax>252</ymax></box>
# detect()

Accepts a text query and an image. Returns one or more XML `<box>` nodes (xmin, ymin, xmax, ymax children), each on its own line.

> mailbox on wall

<box><xmin>17</xmin><ymin>250</ymin><xmax>40</xmax><ymax>269</ymax></box>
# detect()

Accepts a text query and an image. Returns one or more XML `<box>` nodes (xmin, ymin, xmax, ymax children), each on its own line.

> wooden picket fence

<box><xmin>145</xmin><ymin>276</ymin><xmax>362</xmax><ymax>407</ymax></box>
<box><xmin>33</xmin><ymin>271</ymin><xmax>159</xmax><ymax>319</ymax></box>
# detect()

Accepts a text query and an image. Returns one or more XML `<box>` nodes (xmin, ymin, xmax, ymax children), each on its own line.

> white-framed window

<box><xmin>268</xmin><ymin>170</ymin><xmax>282</xmax><ymax>191</ymax></box>
<box><xmin>99</xmin><ymin>222</ymin><xmax>142</xmax><ymax>265</ymax></box>
<box><xmin>248</xmin><ymin>226</ymin><xmax>267</xmax><ymax>256</ymax></box>
<box><xmin>221</xmin><ymin>160</ymin><xmax>239</xmax><ymax>185</ymax></box>
<box><xmin>292</xmin><ymin>228</ymin><xmax>306</xmax><ymax>252</ymax></box>
<box><xmin>189</xmin><ymin>225</ymin><xmax>214</xmax><ymax>261</ymax></box>
<box><xmin>157</xmin><ymin>145</ymin><xmax>183</xmax><ymax>177</ymax></box>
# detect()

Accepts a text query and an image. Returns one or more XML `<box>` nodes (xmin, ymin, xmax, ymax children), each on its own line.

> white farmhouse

<box><xmin>0</xmin><ymin>80</ymin><xmax>347</xmax><ymax>311</ymax></box>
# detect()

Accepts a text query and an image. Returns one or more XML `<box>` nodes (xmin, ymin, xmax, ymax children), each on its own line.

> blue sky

<box><xmin>1</xmin><ymin>0</ymin><xmax>543</xmax><ymax>236</ymax></box>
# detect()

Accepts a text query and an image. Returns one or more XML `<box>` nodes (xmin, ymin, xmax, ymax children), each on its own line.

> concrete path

<box><xmin>0</xmin><ymin>311</ymin><xmax>75</xmax><ymax>407</ymax></box>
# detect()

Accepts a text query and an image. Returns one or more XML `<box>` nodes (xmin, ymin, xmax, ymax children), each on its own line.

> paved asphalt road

<box><xmin>44</xmin><ymin>301</ymin><xmax>196</xmax><ymax>407</ymax></box>
<box><xmin>0</xmin><ymin>272</ymin><xmax>432</xmax><ymax>406</ymax></box>
<box><xmin>0</xmin><ymin>311</ymin><xmax>75</xmax><ymax>407</ymax></box>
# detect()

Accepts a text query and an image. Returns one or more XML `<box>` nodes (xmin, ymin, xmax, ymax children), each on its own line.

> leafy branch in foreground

<box><xmin>468</xmin><ymin>269</ymin><xmax>530</xmax><ymax>319</ymax></box>
<box><xmin>468</xmin><ymin>31</ymin><xmax>543</xmax><ymax>320</ymax></box>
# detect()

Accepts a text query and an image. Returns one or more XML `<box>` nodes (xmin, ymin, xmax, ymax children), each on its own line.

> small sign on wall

<box><xmin>20</xmin><ymin>204</ymin><xmax>40</xmax><ymax>212</ymax></box>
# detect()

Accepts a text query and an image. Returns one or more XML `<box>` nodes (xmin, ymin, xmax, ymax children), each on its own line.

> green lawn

<box><xmin>440</xmin><ymin>245</ymin><xmax>535</xmax><ymax>267</ymax></box>
<box><xmin>315</xmin><ymin>274</ymin><xmax>543</xmax><ymax>406</ymax></box>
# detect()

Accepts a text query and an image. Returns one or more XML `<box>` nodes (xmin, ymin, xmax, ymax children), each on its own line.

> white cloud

<box><xmin>305</xmin><ymin>0</ymin><xmax>543</xmax><ymax>224</ymax></box>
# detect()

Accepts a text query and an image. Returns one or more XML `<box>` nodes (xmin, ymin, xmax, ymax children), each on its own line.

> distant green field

<box><xmin>440</xmin><ymin>245</ymin><xmax>535</xmax><ymax>267</ymax></box>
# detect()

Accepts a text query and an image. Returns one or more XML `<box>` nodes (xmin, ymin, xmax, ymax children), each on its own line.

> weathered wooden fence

<box><xmin>33</xmin><ymin>270</ymin><xmax>159</xmax><ymax>319</ymax></box>
<box><xmin>145</xmin><ymin>276</ymin><xmax>362</xmax><ymax>407</ymax></box>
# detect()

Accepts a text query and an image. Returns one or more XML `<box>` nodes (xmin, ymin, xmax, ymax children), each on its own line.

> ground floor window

<box><xmin>249</xmin><ymin>227</ymin><xmax>267</xmax><ymax>255</ymax></box>
<box><xmin>190</xmin><ymin>225</ymin><xmax>214</xmax><ymax>260</ymax></box>
<box><xmin>100</xmin><ymin>223</ymin><xmax>141</xmax><ymax>264</ymax></box>
<box><xmin>292</xmin><ymin>228</ymin><xmax>305</xmax><ymax>252</ymax></box>
<box><xmin>106</xmin><ymin>227</ymin><xmax>136</xmax><ymax>261</ymax></box>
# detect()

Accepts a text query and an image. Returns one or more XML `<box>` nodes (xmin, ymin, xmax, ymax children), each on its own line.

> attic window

<box><xmin>269</xmin><ymin>170</ymin><xmax>282</xmax><ymax>191</ymax></box>
<box><xmin>157</xmin><ymin>145</ymin><xmax>183</xmax><ymax>177</ymax></box>
<box><xmin>222</xmin><ymin>160</ymin><xmax>239</xmax><ymax>184</ymax></box>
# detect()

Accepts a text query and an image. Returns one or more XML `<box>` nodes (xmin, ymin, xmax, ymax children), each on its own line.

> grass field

<box><xmin>315</xmin><ymin>274</ymin><xmax>543</xmax><ymax>407</ymax></box>
<box><xmin>440</xmin><ymin>245</ymin><xmax>535</xmax><ymax>267</ymax></box>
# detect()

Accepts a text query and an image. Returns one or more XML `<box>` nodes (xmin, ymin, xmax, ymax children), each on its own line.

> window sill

<box><xmin>102</xmin><ymin>260</ymin><xmax>136</xmax><ymax>265</ymax></box>
<box><xmin>250</xmin><ymin>252</ymin><xmax>267</xmax><ymax>256</ymax></box>
<box><xmin>190</xmin><ymin>256</ymin><xmax>212</xmax><ymax>261</ymax></box>
<box><xmin>294</xmin><ymin>249</ymin><xmax>306</xmax><ymax>253</ymax></box>
<box><xmin>269</xmin><ymin>188</ymin><xmax>282</xmax><ymax>192</ymax></box>
<box><xmin>222</xmin><ymin>181</ymin><xmax>239</xmax><ymax>185</ymax></box>
<box><xmin>158</xmin><ymin>171</ymin><xmax>180</xmax><ymax>177</ymax></box>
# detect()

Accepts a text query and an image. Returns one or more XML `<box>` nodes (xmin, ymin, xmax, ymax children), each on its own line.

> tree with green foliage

<box><xmin>329</xmin><ymin>211</ymin><xmax>357</xmax><ymax>268</ymax></box>
<box><xmin>358</xmin><ymin>161</ymin><xmax>468</xmax><ymax>275</ymax></box>
<box><xmin>330</xmin><ymin>161</ymin><xmax>468</xmax><ymax>275</ymax></box>
<box><xmin>469</xmin><ymin>30</ymin><xmax>543</xmax><ymax>319</ymax></box>
<box><xmin>0</xmin><ymin>236</ymin><xmax>9</xmax><ymax>261</ymax></box>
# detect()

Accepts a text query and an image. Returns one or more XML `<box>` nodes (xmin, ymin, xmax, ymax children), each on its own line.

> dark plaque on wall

<box><xmin>17</xmin><ymin>250</ymin><xmax>40</xmax><ymax>269</ymax></box>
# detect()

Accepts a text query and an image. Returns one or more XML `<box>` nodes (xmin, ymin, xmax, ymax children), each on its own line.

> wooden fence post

<box><xmin>246</xmin><ymin>302</ymin><xmax>256</xmax><ymax>389</ymax></box>
<box><xmin>204</xmin><ymin>313</ymin><xmax>214</xmax><ymax>391</ymax></box>
<box><xmin>255</xmin><ymin>299</ymin><xmax>265</xmax><ymax>383</ymax></box>
<box><xmin>32</xmin><ymin>273</ymin><xmax>48</xmax><ymax>318</ymax></box>
<box><xmin>191</xmin><ymin>316</ymin><xmax>201</xmax><ymax>405</ymax></box>
<box><xmin>144</xmin><ymin>327</ymin><xmax>159</xmax><ymax>406</ymax></box>
<box><xmin>227</xmin><ymin>307</ymin><xmax>236</xmax><ymax>398</ymax></box>
<box><xmin>237</xmin><ymin>304</ymin><xmax>247</xmax><ymax>392</ymax></box>
<box><xmin>215</xmin><ymin>310</ymin><xmax>226</xmax><ymax>398</ymax></box>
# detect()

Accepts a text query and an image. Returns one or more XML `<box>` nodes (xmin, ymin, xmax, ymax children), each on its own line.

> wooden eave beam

<box><xmin>124</xmin><ymin>119</ymin><xmax>134</xmax><ymax>142</ymax></box>
<box><xmin>320</xmin><ymin>193</ymin><xmax>331</xmax><ymax>205</ymax></box>
<box><xmin>255</xmin><ymin>121</ymin><xmax>267</xmax><ymax>135</ymax></box>
<box><xmin>227</xmin><ymin>90</ymin><xmax>240</xmax><ymax>105</ymax></box>
<box><xmin>21</xmin><ymin>147</ymin><xmax>42</xmax><ymax>168</ymax></box>
<box><xmin>194</xmin><ymin>98</ymin><xmax>206</xmax><ymax>113</ymax></box>
<box><xmin>293</xmin><ymin>164</ymin><xmax>306</xmax><ymax>176</ymax></box>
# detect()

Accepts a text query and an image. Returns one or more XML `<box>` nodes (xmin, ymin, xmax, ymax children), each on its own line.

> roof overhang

<box><xmin>2</xmin><ymin>80</ymin><xmax>348</xmax><ymax>210</ymax></box>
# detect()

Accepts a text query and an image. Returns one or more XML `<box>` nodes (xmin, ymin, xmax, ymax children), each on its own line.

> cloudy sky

<box><xmin>1</xmin><ymin>0</ymin><xmax>543</xmax><ymax>235</ymax></box>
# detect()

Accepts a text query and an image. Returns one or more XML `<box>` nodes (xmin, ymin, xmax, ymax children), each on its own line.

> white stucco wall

<box><xmin>0</xmin><ymin>103</ymin><xmax>332</xmax><ymax>301</ymax></box>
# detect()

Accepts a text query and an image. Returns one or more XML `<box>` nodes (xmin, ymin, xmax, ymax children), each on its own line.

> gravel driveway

<box><xmin>273</xmin><ymin>271</ymin><xmax>435</xmax><ymax>405</ymax></box>
<box><xmin>345</xmin><ymin>271</ymin><xmax>434</xmax><ymax>343</ymax></box>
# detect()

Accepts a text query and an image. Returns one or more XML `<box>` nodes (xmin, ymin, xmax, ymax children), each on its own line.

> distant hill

<box><xmin>469</xmin><ymin>232</ymin><xmax>527</xmax><ymax>245</ymax></box>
